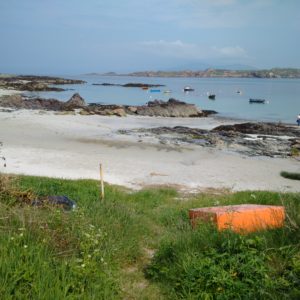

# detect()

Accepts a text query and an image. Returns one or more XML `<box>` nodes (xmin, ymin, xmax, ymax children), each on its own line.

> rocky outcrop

<box><xmin>0</xmin><ymin>94</ymin><xmax>215</xmax><ymax>118</ymax></box>
<box><xmin>0</xmin><ymin>75</ymin><xmax>85</xmax><ymax>92</ymax></box>
<box><xmin>213</xmin><ymin>122</ymin><xmax>300</xmax><ymax>137</ymax></box>
<box><xmin>64</xmin><ymin>93</ymin><xmax>86</xmax><ymax>110</ymax></box>
<box><xmin>0</xmin><ymin>95</ymin><xmax>64</xmax><ymax>110</ymax></box>
<box><xmin>81</xmin><ymin>104</ymin><xmax>127</xmax><ymax>117</ymax></box>
<box><xmin>0</xmin><ymin>93</ymin><xmax>85</xmax><ymax>111</ymax></box>
<box><xmin>92</xmin><ymin>82</ymin><xmax>164</xmax><ymax>87</ymax></box>
<box><xmin>133</xmin><ymin>99</ymin><xmax>204</xmax><ymax>117</ymax></box>
<box><xmin>120</xmin><ymin>123</ymin><xmax>300</xmax><ymax>158</ymax></box>
<box><xmin>79</xmin><ymin>98</ymin><xmax>213</xmax><ymax>118</ymax></box>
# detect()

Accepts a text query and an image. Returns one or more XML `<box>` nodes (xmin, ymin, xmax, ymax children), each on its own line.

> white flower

<box><xmin>24</xmin><ymin>245</ymin><xmax>28</xmax><ymax>249</ymax></box>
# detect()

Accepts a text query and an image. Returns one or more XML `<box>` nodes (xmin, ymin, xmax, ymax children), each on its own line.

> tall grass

<box><xmin>0</xmin><ymin>174</ymin><xmax>299</xmax><ymax>299</ymax></box>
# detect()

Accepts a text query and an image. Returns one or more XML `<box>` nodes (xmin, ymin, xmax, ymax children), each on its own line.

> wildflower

<box><xmin>24</xmin><ymin>245</ymin><xmax>28</xmax><ymax>249</ymax></box>
<box><xmin>10</xmin><ymin>237</ymin><xmax>15</xmax><ymax>241</ymax></box>
<box><xmin>100</xmin><ymin>257</ymin><xmax>104</xmax><ymax>262</ymax></box>
<box><xmin>19</xmin><ymin>233</ymin><xmax>24</xmax><ymax>237</ymax></box>
<box><xmin>81</xmin><ymin>264</ymin><xmax>85</xmax><ymax>268</ymax></box>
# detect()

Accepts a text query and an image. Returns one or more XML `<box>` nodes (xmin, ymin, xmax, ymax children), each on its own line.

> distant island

<box><xmin>86</xmin><ymin>68</ymin><xmax>300</xmax><ymax>78</ymax></box>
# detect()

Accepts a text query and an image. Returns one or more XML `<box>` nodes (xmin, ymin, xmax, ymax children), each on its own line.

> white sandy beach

<box><xmin>0</xmin><ymin>108</ymin><xmax>299</xmax><ymax>192</ymax></box>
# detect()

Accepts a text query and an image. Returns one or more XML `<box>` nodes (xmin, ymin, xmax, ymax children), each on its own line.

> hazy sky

<box><xmin>0</xmin><ymin>0</ymin><xmax>299</xmax><ymax>74</ymax></box>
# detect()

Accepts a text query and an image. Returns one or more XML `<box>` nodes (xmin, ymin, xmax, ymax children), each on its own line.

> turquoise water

<box><xmin>26</xmin><ymin>75</ymin><xmax>300</xmax><ymax>124</ymax></box>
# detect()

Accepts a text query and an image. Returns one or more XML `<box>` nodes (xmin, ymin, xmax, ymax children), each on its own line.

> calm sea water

<box><xmin>25</xmin><ymin>75</ymin><xmax>300</xmax><ymax>124</ymax></box>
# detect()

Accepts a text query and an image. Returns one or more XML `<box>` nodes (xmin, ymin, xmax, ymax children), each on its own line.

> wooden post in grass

<box><xmin>99</xmin><ymin>163</ymin><xmax>105</xmax><ymax>200</ymax></box>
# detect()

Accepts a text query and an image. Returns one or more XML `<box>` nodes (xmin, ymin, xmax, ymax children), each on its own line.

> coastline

<box><xmin>0</xmin><ymin>108</ymin><xmax>299</xmax><ymax>192</ymax></box>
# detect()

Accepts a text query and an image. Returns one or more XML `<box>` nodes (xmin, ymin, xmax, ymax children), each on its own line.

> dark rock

<box><xmin>92</xmin><ymin>82</ymin><xmax>165</xmax><ymax>88</ymax></box>
<box><xmin>127</xmin><ymin>123</ymin><xmax>298</xmax><ymax>158</ymax></box>
<box><xmin>93</xmin><ymin>83</ymin><xmax>121</xmax><ymax>86</ymax></box>
<box><xmin>135</xmin><ymin>98</ymin><xmax>203</xmax><ymax>117</ymax></box>
<box><xmin>213</xmin><ymin>122</ymin><xmax>300</xmax><ymax>137</ymax></box>
<box><xmin>81</xmin><ymin>104</ymin><xmax>127</xmax><ymax>116</ymax></box>
<box><xmin>0</xmin><ymin>75</ymin><xmax>85</xmax><ymax>92</ymax></box>
<box><xmin>202</xmin><ymin>110</ymin><xmax>218</xmax><ymax>117</ymax></box>
<box><xmin>0</xmin><ymin>94</ymin><xmax>215</xmax><ymax>119</ymax></box>
<box><xmin>0</xmin><ymin>94</ymin><xmax>63</xmax><ymax>110</ymax></box>
<box><xmin>64</xmin><ymin>93</ymin><xmax>86</xmax><ymax>110</ymax></box>
<box><xmin>123</xmin><ymin>83</ymin><xmax>164</xmax><ymax>88</ymax></box>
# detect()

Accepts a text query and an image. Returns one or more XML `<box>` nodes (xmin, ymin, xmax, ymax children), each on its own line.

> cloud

<box><xmin>138</xmin><ymin>40</ymin><xmax>248</xmax><ymax>61</ymax></box>
<box><xmin>212</xmin><ymin>46</ymin><xmax>248</xmax><ymax>58</ymax></box>
<box><xmin>139</xmin><ymin>40</ymin><xmax>200</xmax><ymax>59</ymax></box>
<box><xmin>209</xmin><ymin>0</ymin><xmax>236</xmax><ymax>6</ymax></box>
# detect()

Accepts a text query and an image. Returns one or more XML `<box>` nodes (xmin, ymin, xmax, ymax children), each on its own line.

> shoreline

<box><xmin>0</xmin><ymin>87</ymin><xmax>295</xmax><ymax>126</ymax></box>
<box><xmin>0</xmin><ymin>108</ymin><xmax>299</xmax><ymax>192</ymax></box>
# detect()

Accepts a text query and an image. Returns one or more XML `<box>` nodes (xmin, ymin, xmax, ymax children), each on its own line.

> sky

<box><xmin>0</xmin><ymin>0</ymin><xmax>299</xmax><ymax>74</ymax></box>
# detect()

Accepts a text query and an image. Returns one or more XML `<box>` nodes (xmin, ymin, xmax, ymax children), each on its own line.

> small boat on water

<box><xmin>163</xmin><ymin>90</ymin><xmax>172</xmax><ymax>94</ymax></box>
<box><xmin>150</xmin><ymin>89</ymin><xmax>161</xmax><ymax>93</ymax></box>
<box><xmin>249</xmin><ymin>98</ymin><xmax>266</xmax><ymax>104</ymax></box>
<box><xmin>141</xmin><ymin>86</ymin><xmax>148</xmax><ymax>90</ymax></box>
<box><xmin>208</xmin><ymin>94</ymin><xmax>216</xmax><ymax>100</ymax></box>
<box><xmin>236</xmin><ymin>90</ymin><xmax>242</xmax><ymax>94</ymax></box>
<box><xmin>183</xmin><ymin>86</ymin><xmax>194</xmax><ymax>92</ymax></box>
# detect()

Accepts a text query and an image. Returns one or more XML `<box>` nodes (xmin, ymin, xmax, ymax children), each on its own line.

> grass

<box><xmin>0</xmin><ymin>174</ymin><xmax>300</xmax><ymax>299</ymax></box>
<box><xmin>281</xmin><ymin>171</ymin><xmax>300</xmax><ymax>181</ymax></box>
<box><xmin>291</xmin><ymin>147</ymin><xmax>300</xmax><ymax>157</ymax></box>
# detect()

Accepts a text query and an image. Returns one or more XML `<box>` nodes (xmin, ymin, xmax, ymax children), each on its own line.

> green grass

<box><xmin>291</xmin><ymin>147</ymin><xmax>300</xmax><ymax>157</ymax></box>
<box><xmin>281</xmin><ymin>171</ymin><xmax>300</xmax><ymax>181</ymax></box>
<box><xmin>0</xmin><ymin>175</ymin><xmax>300</xmax><ymax>299</ymax></box>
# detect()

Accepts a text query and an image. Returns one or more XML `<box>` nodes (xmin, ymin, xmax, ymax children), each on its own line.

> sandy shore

<box><xmin>0</xmin><ymin>108</ymin><xmax>299</xmax><ymax>192</ymax></box>
<box><xmin>0</xmin><ymin>88</ymin><xmax>21</xmax><ymax>97</ymax></box>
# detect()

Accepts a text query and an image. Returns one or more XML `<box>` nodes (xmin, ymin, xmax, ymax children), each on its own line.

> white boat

<box><xmin>183</xmin><ymin>86</ymin><xmax>194</xmax><ymax>92</ymax></box>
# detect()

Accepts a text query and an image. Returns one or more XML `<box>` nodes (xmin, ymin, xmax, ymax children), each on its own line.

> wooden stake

<box><xmin>100</xmin><ymin>163</ymin><xmax>105</xmax><ymax>200</ymax></box>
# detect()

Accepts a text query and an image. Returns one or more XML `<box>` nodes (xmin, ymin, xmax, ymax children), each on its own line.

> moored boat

<box><xmin>208</xmin><ymin>94</ymin><xmax>216</xmax><ymax>100</ymax></box>
<box><xmin>183</xmin><ymin>86</ymin><xmax>194</xmax><ymax>92</ymax></box>
<box><xmin>249</xmin><ymin>98</ymin><xmax>266</xmax><ymax>104</ymax></box>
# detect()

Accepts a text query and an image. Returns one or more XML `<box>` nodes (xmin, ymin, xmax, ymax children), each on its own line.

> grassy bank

<box><xmin>0</xmin><ymin>174</ymin><xmax>299</xmax><ymax>299</ymax></box>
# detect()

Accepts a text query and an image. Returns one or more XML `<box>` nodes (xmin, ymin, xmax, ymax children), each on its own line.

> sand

<box><xmin>0</xmin><ymin>108</ymin><xmax>299</xmax><ymax>192</ymax></box>
<box><xmin>0</xmin><ymin>88</ymin><xmax>21</xmax><ymax>97</ymax></box>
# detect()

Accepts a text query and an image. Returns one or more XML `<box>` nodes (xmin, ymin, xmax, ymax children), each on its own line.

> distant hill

<box><xmin>124</xmin><ymin>68</ymin><xmax>300</xmax><ymax>78</ymax></box>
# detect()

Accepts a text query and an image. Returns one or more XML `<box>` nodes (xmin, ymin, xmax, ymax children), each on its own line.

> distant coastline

<box><xmin>86</xmin><ymin>68</ymin><xmax>300</xmax><ymax>79</ymax></box>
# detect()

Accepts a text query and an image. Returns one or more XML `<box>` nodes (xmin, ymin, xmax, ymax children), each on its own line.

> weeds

<box><xmin>281</xmin><ymin>171</ymin><xmax>300</xmax><ymax>181</ymax></box>
<box><xmin>0</xmin><ymin>174</ymin><xmax>299</xmax><ymax>299</ymax></box>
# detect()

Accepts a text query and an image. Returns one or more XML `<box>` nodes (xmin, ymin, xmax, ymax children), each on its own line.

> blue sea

<box><xmin>25</xmin><ymin>75</ymin><xmax>300</xmax><ymax>124</ymax></box>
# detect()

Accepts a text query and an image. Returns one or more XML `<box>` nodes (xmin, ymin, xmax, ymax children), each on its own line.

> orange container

<box><xmin>189</xmin><ymin>204</ymin><xmax>285</xmax><ymax>233</ymax></box>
